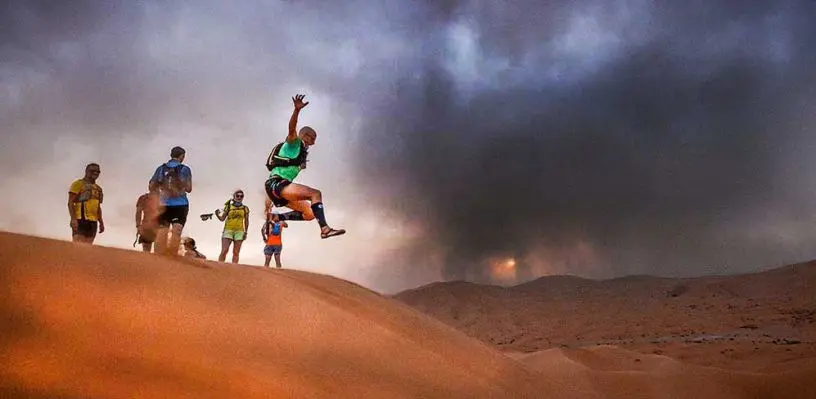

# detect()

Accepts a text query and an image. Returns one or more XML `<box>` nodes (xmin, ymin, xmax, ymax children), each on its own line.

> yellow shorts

<box><xmin>222</xmin><ymin>229</ymin><xmax>245</xmax><ymax>241</ymax></box>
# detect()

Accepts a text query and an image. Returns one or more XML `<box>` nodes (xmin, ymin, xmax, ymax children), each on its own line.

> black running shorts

<box><xmin>158</xmin><ymin>204</ymin><xmax>189</xmax><ymax>227</ymax></box>
<box><xmin>265</xmin><ymin>176</ymin><xmax>291</xmax><ymax>208</ymax></box>
<box><xmin>73</xmin><ymin>220</ymin><xmax>98</xmax><ymax>238</ymax></box>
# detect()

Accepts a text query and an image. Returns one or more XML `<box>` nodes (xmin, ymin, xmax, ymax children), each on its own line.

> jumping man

<box><xmin>264</xmin><ymin>94</ymin><xmax>345</xmax><ymax>239</ymax></box>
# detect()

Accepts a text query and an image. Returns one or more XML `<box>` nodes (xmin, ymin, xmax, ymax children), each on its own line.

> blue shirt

<box><xmin>150</xmin><ymin>159</ymin><xmax>192</xmax><ymax>206</ymax></box>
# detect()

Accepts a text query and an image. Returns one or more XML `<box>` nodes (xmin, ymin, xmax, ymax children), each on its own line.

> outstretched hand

<box><xmin>292</xmin><ymin>94</ymin><xmax>309</xmax><ymax>110</ymax></box>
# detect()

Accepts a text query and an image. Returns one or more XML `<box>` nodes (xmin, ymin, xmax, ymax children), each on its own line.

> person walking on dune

<box><xmin>149</xmin><ymin>146</ymin><xmax>193</xmax><ymax>256</ymax></box>
<box><xmin>215</xmin><ymin>189</ymin><xmax>250</xmax><ymax>264</ymax></box>
<box><xmin>264</xmin><ymin>94</ymin><xmax>345</xmax><ymax>239</ymax></box>
<box><xmin>134</xmin><ymin>192</ymin><xmax>159</xmax><ymax>253</ymax></box>
<box><xmin>261</xmin><ymin>212</ymin><xmax>287</xmax><ymax>268</ymax></box>
<box><xmin>67</xmin><ymin>163</ymin><xmax>105</xmax><ymax>244</ymax></box>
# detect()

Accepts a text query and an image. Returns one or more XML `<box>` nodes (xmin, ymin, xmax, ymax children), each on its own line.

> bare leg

<box><xmin>274</xmin><ymin>253</ymin><xmax>282</xmax><ymax>268</ymax></box>
<box><xmin>141</xmin><ymin>242</ymin><xmax>153</xmax><ymax>253</ymax></box>
<box><xmin>72</xmin><ymin>234</ymin><xmax>90</xmax><ymax>244</ymax></box>
<box><xmin>264</xmin><ymin>255</ymin><xmax>272</xmax><ymax>267</ymax></box>
<box><xmin>279</xmin><ymin>182</ymin><xmax>345</xmax><ymax>238</ymax></box>
<box><xmin>280</xmin><ymin>182</ymin><xmax>322</xmax><ymax>204</ymax></box>
<box><xmin>167</xmin><ymin>223</ymin><xmax>184</xmax><ymax>255</ymax></box>
<box><xmin>71</xmin><ymin>226</ymin><xmax>94</xmax><ymax>244</ymax></box>
<box><xmin>282</xmin><ymin>200</ymin><xmax>315</xmax><ymax>221</ymax></box>
<box><xmin>154</xmin><ymin>226</ymin><xmax>169</xmax><ymax>254</ymax></box>
<box><xmin>219</xmin><ymin>237</ymin><xmax>232</xmax><ymax>262</ymax></box>
<box><xmin>232</xmin><ymin>240</ymin><xmax>243</xmax><ymax>264</ymax></box>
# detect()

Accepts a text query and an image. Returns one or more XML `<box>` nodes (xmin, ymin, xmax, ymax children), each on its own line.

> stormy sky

<box><xmin>2</xmin><ymin>0</ymin><xmax>816</xmax><ymax>293</ymax></box>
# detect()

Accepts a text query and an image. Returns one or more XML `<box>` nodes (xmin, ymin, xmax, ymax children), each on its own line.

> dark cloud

<box><xmin>355</xmin><ymin>0</ymin><xmax>816</xmax><ymax>285</ymax></box>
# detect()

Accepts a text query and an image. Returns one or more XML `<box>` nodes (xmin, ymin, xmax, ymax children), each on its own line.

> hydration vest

<box><xmin>158</xmin><ymin>163</ymin><xmax>185</xmax><ymax>196</ymax></box>
<box><xmin>265</xmin><ymin>141</ymin><xmax>308</xmax><ymax>171</ymax></box>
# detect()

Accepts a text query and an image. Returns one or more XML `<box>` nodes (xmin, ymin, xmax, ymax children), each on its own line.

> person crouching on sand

<box><xmin>182</xmin><ymin>237</ymin><xmax>207</xmax><ymax>259</ymax></box>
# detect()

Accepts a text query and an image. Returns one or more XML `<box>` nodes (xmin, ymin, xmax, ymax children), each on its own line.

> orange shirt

<box><xmin>264</xmin><ymin>221</ymin><xmax>283</xmax><ymax>246</ymax></box>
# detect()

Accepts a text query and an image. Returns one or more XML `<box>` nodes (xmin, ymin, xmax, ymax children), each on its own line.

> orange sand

<box><xmin>2</xmin><ymin>231</ymin><xmax>815</xmax><ymax>398</ymax></box>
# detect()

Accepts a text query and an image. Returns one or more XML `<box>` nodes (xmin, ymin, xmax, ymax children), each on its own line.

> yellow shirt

<box><xmin>222</xmin><ymin>201</ymin><xmax>249</xmax><ymax>231</ymax></box>
<box><xmin>69</xmin><ymin>179</ymin><xmax>103</xmax><ymax>221</ymax></box>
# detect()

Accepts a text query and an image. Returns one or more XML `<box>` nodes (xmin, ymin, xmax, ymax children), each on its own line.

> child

<box><xmin>261</xmin><ymin>213</ymin><xmax>287</xmax><ymax>268</ymax></box>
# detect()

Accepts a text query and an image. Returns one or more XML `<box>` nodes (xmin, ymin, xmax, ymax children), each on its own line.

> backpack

<box><xmin>263</xmin><ymin>220</ymin><xmax>281</xmax><ymax>236</ymax></box>
<box><xmin>159</xmin><ymin>163</ymin><xmax>185</xmax><ymax>196</ymax></box>
<box><xmin>265</xmin><ymin>141</ymin><xmax>308</xmax><ymax>171</ymax></box>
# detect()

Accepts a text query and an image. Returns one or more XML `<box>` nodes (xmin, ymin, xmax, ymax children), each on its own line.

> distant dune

<box><xmin>393</xmin><ymin>259</ymin><xmax>816</xmax><ymax>374</ymax></box>
<box><xmin>2</xmin><ymin>231</ymin><xmax>815</xmax><ymax>398</ymax></box>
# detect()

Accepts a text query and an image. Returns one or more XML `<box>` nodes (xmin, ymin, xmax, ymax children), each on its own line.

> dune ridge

<box><xmin>2</xmin><ymin>231</ymin><xmax>816</xmax><ymax>398</ymax></box>
<box><xmin>0</xmin><ymin>231</ymin><xmax>593</xmax><ymax>398</ymax></box>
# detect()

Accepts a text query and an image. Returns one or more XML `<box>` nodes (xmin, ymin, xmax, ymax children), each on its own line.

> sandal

<box><xmin>321</xmin><ymin>227</ymin><xmax>346</xmax><ymax>239</ymax></box>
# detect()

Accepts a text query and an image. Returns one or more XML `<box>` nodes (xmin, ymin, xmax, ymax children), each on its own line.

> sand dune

<box><xmin>512</xmin><ymin>346</ymin><xmax>816</xmax><ymax>399</ymax></box>
<box><xmin>3</xmin><ymin>231</ymin><xmax>816</xmax><ymax>398</ymax></box>
<box><xmin>0</xmin><ymin>231</ymin><xmax>596</xmax><ymax>398</ymax></box>
<box><xmin>395</xmin><ymin>261</ymin><xmax>816</xmax><ymax>397</ymax></box>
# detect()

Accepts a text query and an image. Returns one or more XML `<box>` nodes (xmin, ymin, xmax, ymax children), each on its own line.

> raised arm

<box><xmin>287</xmin><ymin>94</ymin><xmax>309</xmax><ymax>143</ymax></box>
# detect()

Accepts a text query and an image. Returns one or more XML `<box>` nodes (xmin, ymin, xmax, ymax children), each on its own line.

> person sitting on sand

<box><xmin>182</xmin><ymin>237</ymin><xmax>207</xmax><ymax>259</ymax></box>
<box><xmin>261</xmin><ymin>212</ymin><xmax>288</xmax><ymax>268</ymax></box>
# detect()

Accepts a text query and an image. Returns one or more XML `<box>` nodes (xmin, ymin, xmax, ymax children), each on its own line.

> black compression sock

<box><xmin>311</xmin><ymin>202</ymin><xmax>328</xmax><ymax>228</ymax></box>
<box><xmin>279</xmin><ymin>211</ymin><xmax>305</xmax><ymax>221</ymax></box>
